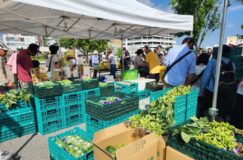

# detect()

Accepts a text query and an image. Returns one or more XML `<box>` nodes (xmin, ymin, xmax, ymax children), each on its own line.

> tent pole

<box><xmin>209</xmin><ymin>0</ymin><xmax>228</xmax><ymax>121</ymax></box>
<box><xmin>121</xmin><ymin>35</ymin><xmax>124</xmax><ymax>80</ymax></box>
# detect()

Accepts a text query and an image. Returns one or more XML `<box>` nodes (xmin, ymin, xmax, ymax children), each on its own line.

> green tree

<box><xmin>116</xmin><ymin>48</ymin><xmax>123</xmax><ymax>58</ymax></box>
<box><xmin>60</xmin><ymin>38</ymin><xmax>109</xmax><ymax>60</ymax></box>
<box><xmin>170</xmin><ymin>0</ymin><xmax>220</xmax><ymax>48</ymax></box>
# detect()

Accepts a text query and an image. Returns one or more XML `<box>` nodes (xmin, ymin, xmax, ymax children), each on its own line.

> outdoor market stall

<box><xmin>2</xmin><ymin>1</ymin><xmax>242</xmax><ymax>160</ymax></box>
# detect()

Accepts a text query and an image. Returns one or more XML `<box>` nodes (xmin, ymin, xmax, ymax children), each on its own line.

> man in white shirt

<box><xmin>91</xmin><ymin>50</ymin><xmax>99</xmax><ymax>78</ymax></box>
<box><xmin>164</xmin><ymin>37</ymin><xmax>196</xmax><ymax>87</ymax></box>
<box><xmin>107</xmin><ymin>49</ymin><xmax>117</xmax><ymax>79</ymax></box>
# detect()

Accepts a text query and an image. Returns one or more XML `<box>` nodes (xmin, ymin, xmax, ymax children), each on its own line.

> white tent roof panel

<box><xmin>0</xmin><ymin>0</ymin><xmax>193</xmax><ymax>39</ymax></box>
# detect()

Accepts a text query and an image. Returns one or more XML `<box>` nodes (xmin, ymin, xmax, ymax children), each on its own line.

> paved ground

<box><xmin>0</xmin><ymin>124</ymin><xmax>85</xmax><ymax>160</ymax></box>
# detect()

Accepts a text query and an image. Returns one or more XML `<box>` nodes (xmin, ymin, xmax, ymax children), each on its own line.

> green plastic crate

<box><xmin>86</xmin><ymin>93</ymin><xmax>139</xmax><ymax>121</ymax></box>
<box><xmin>114</xmin><ymin>81</ymin><xmax>138</xmax><ymax>94</ymax></box>
<box><xmin>62</xmin><ymin>92</ymin><xmax>83</xmax><ymax>106</ymax></box>
<box><xmin>34</xmin><ymin>96</ymin><xmax>62</xmax><ymax>111</ymax></box>
<box><xmin>145</xmin><ymin>81</ymin><xmax>163</xmax><ymax>91</ymax></box>
<box><xmin>122</xmin><ymin>69</ymin><xmax>138</xmax><ymax>80</ymax></box>
<box><xmin>168</xmin><ymin>134</ymin><xmax>243</xmax><ymax>160</ymax></box>
<box><xmin>0</xmin><ymin>106</ymin><xmax>35</xmax><ymax>127</ymax></box>
<box><xmin>86</xmin><ymin>110</ymin><xmax>139</xmax><ymax>138</ymax></box>
<box><xmin>36</xmin><ymin>108</ymin><xmax>64</xmax><ymax>125</ymax></box>
<box><xmin>33</xmin><ymin>82</ymin><xmax>62</xmax><ymax>98</ymax></box>
<box><xmin>99</xmin><ymin>83</ymin><xmax>114</xmax><ymax>96</ymax></box>
<box><xmin>150</xmin><ymin>88</ymin><xmax>171</xmax><ymax>102</ymax></box>
<box><xmin>65</xmin><ymin>114</ymin><xmax>83</xmax><ymax>128</ymax></box>
<box><xmin>75</xmin><ymin>79</ymin><xmax>99</xmax><ymax>90</ymax></box>
<box><xmin>0</xmin><ymin>122</ymin><xmax>36</xmax><ymax>142</ymax></box>
<box><xmin>38</xmin><ymin>119</ymin><xmax>65</xmax><ymax>135</ymax></box>
<box><xmin>48</xmin><ymin>127</ymin><xmax>93</xmax><ymax>160</ymax></box>
<box><xmin>60</xmin><ymin>83</ymin><xmax>82</xmax><ymax>94</ymax></box>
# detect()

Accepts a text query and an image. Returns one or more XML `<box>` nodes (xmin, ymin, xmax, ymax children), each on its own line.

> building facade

<box><xmin>2</xmin><ymin>33</ymin><xmax>38</xmax><ymax>50</ymax></box>
<box><xmin>226</xmin><ymin>36</ymin><xmax>243</xmax><ymax>46</ymax></box>
<box><xmin>123</xmin><ymin>34</ymin><xmax>176</xmax><ymax>55</ymax></box>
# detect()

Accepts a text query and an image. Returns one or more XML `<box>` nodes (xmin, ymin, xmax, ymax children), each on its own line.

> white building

<box><xmin>123</xmin><ymin>34</ymin><xmax>176</xmax><ymax>54</ymax></box>
<box><xmin>2</xmin><ymin>33</ymin><xmax>38</xmax><ymax>50</ymax></box>
<box><xmin>226</xmin><ymin>36</ymin><xmax>243</xmax><ymax>46</ymax></box>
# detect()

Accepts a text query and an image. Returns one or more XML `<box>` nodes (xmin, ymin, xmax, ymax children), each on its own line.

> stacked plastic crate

<box><xmin>75</xmin><ymin>79</ymin><xmax>100</xmax><ymax>122</ymax></box>
<box><xmin>149</xmin><ymin>87</ymin><xmax>199</xmax><ymax>126</ymax></box>
<box><xmin>85</xmin><ymin>92</ymin><xmax>139</xmax><ymax>139</ymax></box>
<box><xmin>33</xmin><ymin>83</ymin><xmax>64</xmax><ymax>135</ymax></box>
<box><xmin>61</xmin><ymin>82</ymin><xmax>83</xmax><ymax>128</ymax></box>
<box><xmin>0</xmin><ymin>101</ymin><xmax>36</xmax><ymax>142</ymax></box>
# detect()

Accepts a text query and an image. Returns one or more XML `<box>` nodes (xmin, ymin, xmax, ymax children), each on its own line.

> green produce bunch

<box><xmin>55</xmin><ymin>135</ymin><xmax>93</xmax><ymax>158</ymax></box>
<box><xmin>35</xmin><ymin>81</ymin><xmax>56</xmax><ymax>87</ymax></box>
<box><xmin>57</xmin><ymin>79</ymin><xmax>73</xmax><ymax>85</ymax></box>
<box><xmin>129</xmin><ymin>85</ymin><xmax>192</xmax><ymax>135</ymax></box>
<box><xmin>99</xmin><ymin>82</ymin><xmax>108</xmax><ymax>87</ymax></box>
<box><xmin>173</xmin><ymin>117</ymin><xmax>239</xmax><ymax>152</ymax></box>
<box><xmin>0</xmin><ymin>89</ymin><xmax>31</xmax><ymax>109</ymax></box>
<box><xmin>105</xmin><ymin>144</ymin><xmax>125</xmax><ymax>155</ymax></box>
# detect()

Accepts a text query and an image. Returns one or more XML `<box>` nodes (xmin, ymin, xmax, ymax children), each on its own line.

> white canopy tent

<box><xmin>0</xmin><ymin>0</ymin><xmax>193</xmax><ymax>39</ymax></box>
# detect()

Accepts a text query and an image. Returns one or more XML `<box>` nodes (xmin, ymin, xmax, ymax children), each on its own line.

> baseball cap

<box><xmin>0</xmin><ymin>42</ymin><xmax>8</xmax><ymax>51</ymax></box>
<box><xmin>28</xmin><ymin>43</ymin><xmax>40</xmax><ymax>53</ymax></box>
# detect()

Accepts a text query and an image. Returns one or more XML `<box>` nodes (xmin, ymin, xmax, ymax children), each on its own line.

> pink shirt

<box><xmin>17</xmin><ymin>49</ymin><xmax>33</xmax><ymax>82</ymax></box>
<box><xmin>7</xmin><ymin>52</ymin><xmax>17</xmax><ymax>74</ymax></box>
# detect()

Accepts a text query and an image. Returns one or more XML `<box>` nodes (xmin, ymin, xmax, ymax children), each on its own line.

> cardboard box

<box><xmin>94</xmin><ymin>123</ymin><xmax>166</xmax><ymax>160</ymax></box>
<box><xmin>166</xmin><ymin>146</ymin><xmax>194</xmax><ymax>160</ymax></box>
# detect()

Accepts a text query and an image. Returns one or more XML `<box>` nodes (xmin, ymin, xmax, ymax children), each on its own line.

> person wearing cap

<box><xmin>0</xmin><ymin>42</ymin><xmax>13</xmax><ymax>92</ymax></box>
<box><xmin>164</xmin><ymin>37</ymin><xmax>196</xmax><ymax>87</ymax></box>
<box><xmin>91</xmin><ymin>50</ymin><xmax>100</xmax><ymax>78</ymax></box>
<box><xmin>144</xmin><ymin>45</ymin><xmax>160</xmax><ymax>82</ymax></box>
<box><xmin>63</xmin><ymin>47</ymin><xmax>76</xmax><ymax>79</ymax></box>
<box><xmin>17</xmin><ymin>43</ymin><xmax>40</xmax><ymax>88</ymax></box>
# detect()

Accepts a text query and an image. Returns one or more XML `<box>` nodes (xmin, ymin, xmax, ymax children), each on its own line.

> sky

<box><xmin>138</xmin><ymin>0</ymin><xmax>243</xmax><ymax>48</ymax></box>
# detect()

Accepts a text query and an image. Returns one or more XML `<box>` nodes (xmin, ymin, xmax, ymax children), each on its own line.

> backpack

<box><xmin>218</xmin><ymin>60</ymin><xmax>237</xmax><ymax>94</ymax></box>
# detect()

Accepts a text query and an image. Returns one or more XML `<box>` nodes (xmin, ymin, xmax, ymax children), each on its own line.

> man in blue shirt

<box><xmin>199</xmin><ymin>45</ymin><xmax>236</xmax><ymax>119</ymax></box>
<box><xmin>164</xmin><ymin>37</ymin><xmax>196</xmax><ymax>86</ymax></box>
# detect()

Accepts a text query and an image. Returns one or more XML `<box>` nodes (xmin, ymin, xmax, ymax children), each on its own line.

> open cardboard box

<box><xmin>166</xmin><ymin>146</ymin><xmax>194</xmax><ymax>160</ymax></box>
<box><xmin>93</xmin><ymin>123</ymin><xmax>166</xmax><ymax>160</ymax></box>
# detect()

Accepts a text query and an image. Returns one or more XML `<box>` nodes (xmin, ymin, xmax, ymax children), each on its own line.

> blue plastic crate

<box><xmin>38</xmin><ymin>119</ymin><xmax>65</xmax><ymax>135</ymax></box>
<box><xmin>34</xmin><ymin>96</ymin><xmax>62</xmax><ymax>111</ymax></box>
<box><xmin>48</xmin><ymin>127</ymin><xmax>93</xmax><ymax>160</ymax></box>
<box><xmin>0</xmin><ymin>122</ymin><xmax>36</xmax><ymax>142</ymax></box>
<box><xmin>36</xmin><ymin>108</ymin><xmax>64</xmax><ymax>124</ymax></box>
<box><xmin>138</xmin><ymin>90</ymin><xmax>150</xmax><ymax>100</ymax></box>
<box><xmin>86</xmin><ymin>110</ymin><xmax>139</xmax><ymax>138</ymax></box>
<box><xmin>0</xmin><ymin>106</ymin><xmax>35</xmax><ymax>127</ymax></box>
<box><xmin>114</xmin><ymin>81</ymin><xmax>138</xmax><ymax>94</ymax></box>
<box><xmin>62</xmin><ymin>92</ymin><xmax>83</xmax><ymax>106</ymax></box>
<box><xmin>65</xmin><ymin>114</ymin><xmax>83</xmax><ymax>128</ymax></box>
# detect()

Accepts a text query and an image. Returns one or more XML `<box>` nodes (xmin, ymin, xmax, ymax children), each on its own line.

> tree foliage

<box><xmin>60</xmin><ymin>38</ymin><xmax>109</xmax><ymax>55</ymax></box>
<box><xmin>170</xmin><ymin>0</ymin><xmax>220</xmax><ymax>47</ymax></box>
